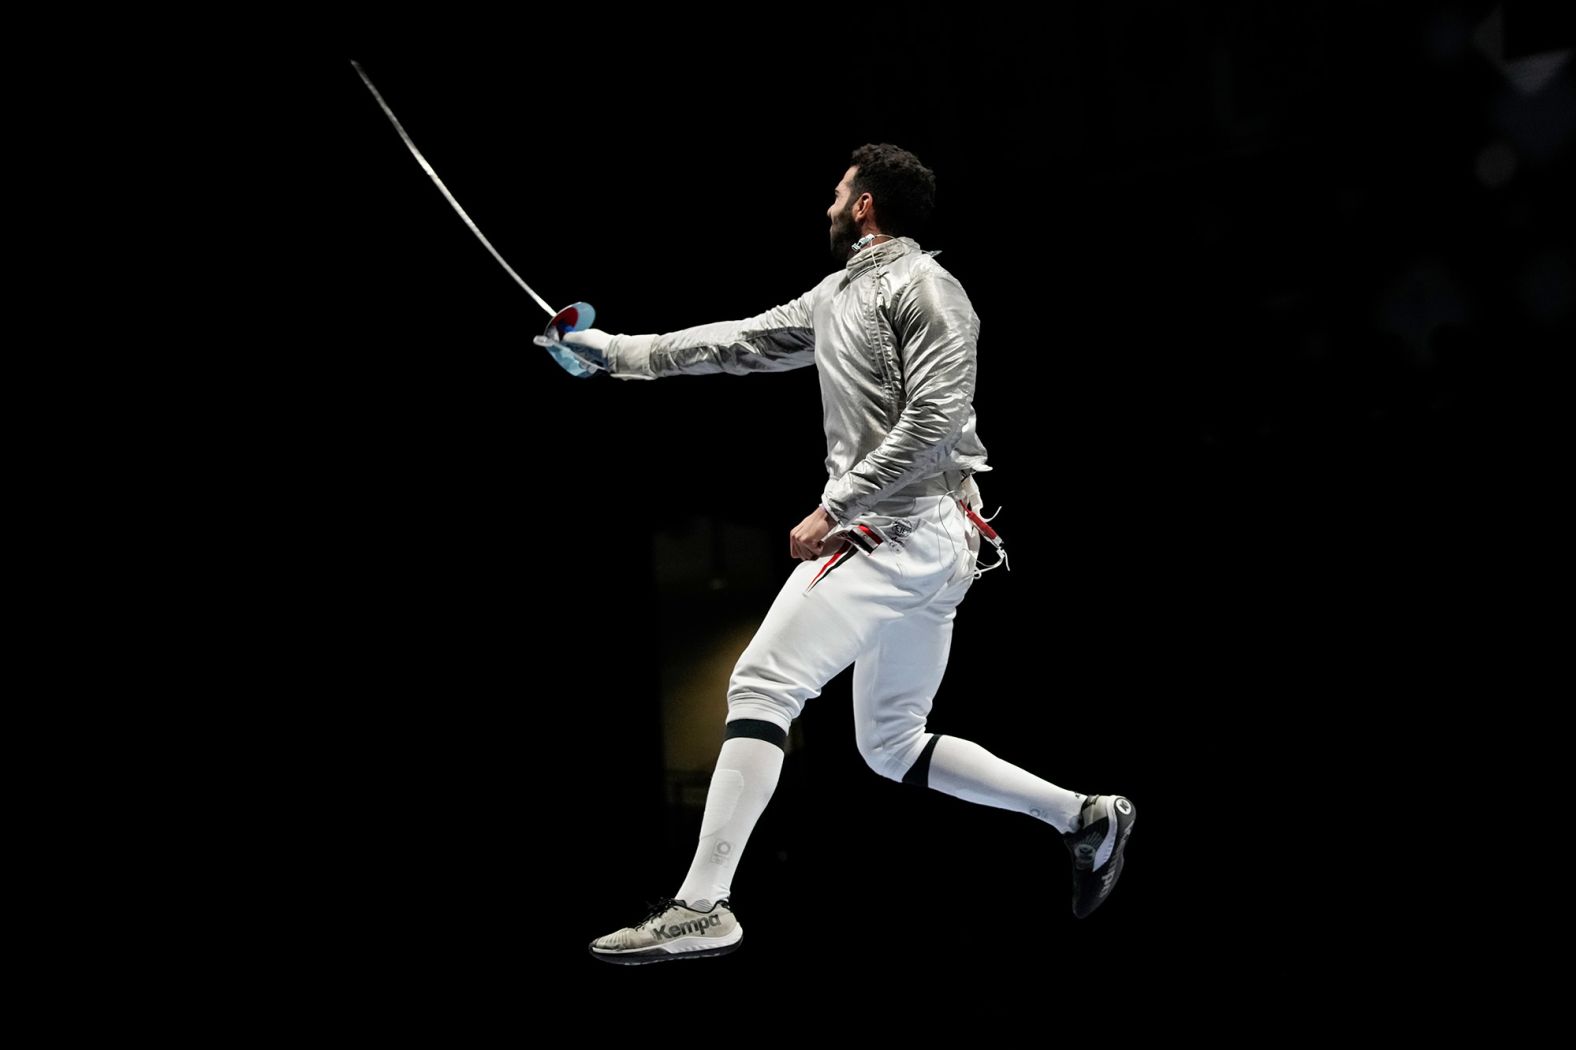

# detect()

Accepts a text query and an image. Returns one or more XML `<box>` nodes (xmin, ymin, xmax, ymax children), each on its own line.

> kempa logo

<box><xmin>1115</xmin><ymin>798</ymin><xmax>1132</xmax><ymax>816</ymax></box>
<box><xmin>653</xmin><ymin>912</ymin><xmax>725</xmax><ymax>940</ymax></box>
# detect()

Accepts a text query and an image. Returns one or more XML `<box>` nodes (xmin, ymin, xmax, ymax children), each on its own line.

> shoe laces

<box><xmin>634</xmin><ymin>896</ymin><xmax>684</xmax><ymax>929</ymax></box>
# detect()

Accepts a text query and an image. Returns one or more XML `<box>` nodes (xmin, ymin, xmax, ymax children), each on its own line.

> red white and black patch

<box><xmin>803</xmin><ymin>547</ymin><xmax>857</xmax><ymax>593</ymax></box>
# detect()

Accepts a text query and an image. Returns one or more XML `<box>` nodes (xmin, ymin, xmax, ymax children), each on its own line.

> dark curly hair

<box><xmin>848</xmin><ymin>143</ymin><xmax>936</xmax><ymax>239</ymax></box>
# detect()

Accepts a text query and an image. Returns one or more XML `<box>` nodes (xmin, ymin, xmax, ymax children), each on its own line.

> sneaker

<box><xmin>1061</xmin><ymin>794</ymin><xmax>1136</xmax><ymax>918</ymax></box>
<box><xmin>587</xmin><ymin>897</ymin><xmax>743</xmax><ymax>965</ymax></box>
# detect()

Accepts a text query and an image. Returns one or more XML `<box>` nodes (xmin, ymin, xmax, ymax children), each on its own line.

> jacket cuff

<box><xmin>606</xmin><ymin>334</ymin><xmax>659</xmax><ymax>381</ymax></box>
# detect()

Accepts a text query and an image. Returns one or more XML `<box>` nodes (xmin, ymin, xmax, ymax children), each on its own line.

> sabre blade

<box><xmin>350</xmin><ymin>59</ymin><xmax>556</xmax><ymax>318</ymax></box>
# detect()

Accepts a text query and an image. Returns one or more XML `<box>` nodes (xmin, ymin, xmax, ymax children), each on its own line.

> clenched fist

<box><xmin>790</xmin><ymin>505</ymin><xmax>847</xmax><ymax>561</ymax></box>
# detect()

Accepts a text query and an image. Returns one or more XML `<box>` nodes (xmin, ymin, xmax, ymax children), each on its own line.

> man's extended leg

<box><xmin>679</xmin><ymin>551</ymin><xmax>901</xmax><ymax>904</ymax></box>
<box><xmin>589</xmin><ymin>553</ymin><xmax>895</xmax><ymax>963</ymax></box>
<box><xmin>673</xmin><ymin>720</ymin><xmax>787</xmax><ymax>909</ymax></box>
<box><xmin>849</xmin><ymin>577</ymin><xmax>1135</xmax><ymax>917</ymax></box>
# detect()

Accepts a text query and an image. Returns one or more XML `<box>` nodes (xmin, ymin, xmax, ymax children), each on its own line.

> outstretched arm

<box><xmin>591</xmin><ymin>276</ymin><xmax>831</xmax><ymax>381</ymax></box>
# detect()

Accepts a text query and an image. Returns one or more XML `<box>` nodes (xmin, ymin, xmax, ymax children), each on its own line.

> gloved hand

<box><xmin>534</xmin><ymin>327</ymin><xmax>614</xmax><ymax>377</ymax></box>
<box><xmin>562</xmin><ymin>329</ymin><xmax>613</xmax><ymax>370</ymax></box>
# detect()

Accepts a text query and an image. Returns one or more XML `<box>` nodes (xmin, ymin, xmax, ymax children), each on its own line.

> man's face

<box><xmin>827</xmin><ymin>165</ymin><xmax>862</xmax><ymax>261</ymax></box>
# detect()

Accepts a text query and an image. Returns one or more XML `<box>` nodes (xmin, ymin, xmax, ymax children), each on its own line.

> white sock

<box><xmin>675</xmin><ymin>737</ymin><xmax>784</xmax><ymax>908</ymax></box>
<box><xmin>925</xmin><ymin>735</ymin><xmax>1086</xmax><ymax>834</ymax></box>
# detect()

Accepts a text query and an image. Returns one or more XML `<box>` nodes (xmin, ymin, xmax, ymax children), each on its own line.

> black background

<box><xmin>267</xmin><ymin>2</ymin><xmax>1568</xmax><ymax>1012</ymax></box>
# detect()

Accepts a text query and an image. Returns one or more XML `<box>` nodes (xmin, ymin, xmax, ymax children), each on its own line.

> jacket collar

<box><xmin>844</xmin><ymin>235</ymin><xmax>922</xmax><ymax>280</ymax></box>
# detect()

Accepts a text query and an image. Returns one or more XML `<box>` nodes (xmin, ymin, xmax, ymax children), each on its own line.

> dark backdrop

<box><xmin>275</xmin><ymin>1</ymin><xmax>1568</xmax><ymax>1014</ymax></box>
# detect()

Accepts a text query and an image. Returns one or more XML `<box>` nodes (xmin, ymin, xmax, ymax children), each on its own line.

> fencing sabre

<box><xmin>349</xmin><ymin>60</ymin><xmax>601</xmax><ymax>377</ymax></box>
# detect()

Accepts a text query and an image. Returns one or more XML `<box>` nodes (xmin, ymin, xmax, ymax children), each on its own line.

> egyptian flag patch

<box><xmin>803</xmin><ymin>547</ymin><xmax>857</xmax><ymax>594</ymax></box>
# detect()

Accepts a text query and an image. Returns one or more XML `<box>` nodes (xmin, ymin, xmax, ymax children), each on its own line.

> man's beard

<box><xmin>828</xmin><ymin>201</ymin><xmax>859</xmax><ymax>262</ymax></box>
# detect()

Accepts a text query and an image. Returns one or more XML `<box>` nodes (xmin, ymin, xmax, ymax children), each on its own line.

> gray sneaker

<box><xmin>588</xmin><ymin>897</ymin><xmax>743</xmax><ymax>965</ymax></box>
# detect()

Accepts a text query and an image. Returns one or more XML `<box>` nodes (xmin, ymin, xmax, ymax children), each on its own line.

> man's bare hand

<box><xmin>790</xmin><ymin>506</ymin><xmax>846</xmax><ymax>561</ymax></box>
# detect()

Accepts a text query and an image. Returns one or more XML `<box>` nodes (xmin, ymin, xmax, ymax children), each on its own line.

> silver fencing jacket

<box><xmin>604</xmin><ymin>235</ymin><xmax>990</xmax><ymax>525</ymax></box>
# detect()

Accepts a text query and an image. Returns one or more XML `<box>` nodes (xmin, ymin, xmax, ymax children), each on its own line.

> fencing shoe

<box><xmin>1061</xmin><ymin>794</ymin><xmax>1136</xmax><ymax>918</ymax></box>
<box><xmin>587</xmin><ymin>897</ymin><xmax>742</xmax><ymax>965</ymax></box>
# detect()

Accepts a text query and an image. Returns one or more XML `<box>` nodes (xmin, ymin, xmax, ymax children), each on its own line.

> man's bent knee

<box><xmin>857</xmin><ymin>729</ymin><xmax>938</xmax><ymax>784</ymax></box>
<box><xmin>725</xmin><ymin>691</ymin><xmax>794</xmax><ymax>744</ymax></box>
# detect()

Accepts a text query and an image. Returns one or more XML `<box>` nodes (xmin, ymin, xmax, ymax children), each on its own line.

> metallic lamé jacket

<box><xmin>604</xmin><ymin>235</ymin><xmax>991</xmax><ymax>525</ymax></box>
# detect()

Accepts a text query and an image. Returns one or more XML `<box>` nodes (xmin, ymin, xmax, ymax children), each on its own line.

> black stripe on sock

<box><xmin>902</xmin><ymin>734</ymin><xmax>942</xmax><ymax>788</ymax></box>
<box><xmin>723</xmin><ymin>718</ymin><xmax>788</xmax><ymax>750</ymax></box>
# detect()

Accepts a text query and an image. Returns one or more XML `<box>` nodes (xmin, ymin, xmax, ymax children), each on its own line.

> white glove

<box><xmin>533</xmin><ymin>327</ymin><xmax>615</xmax><ymax>376</ymax></box>
<box><xmin>561</xmin><ymin>329</ymin><xmax>613</xmax><ymax>371</ymax></box>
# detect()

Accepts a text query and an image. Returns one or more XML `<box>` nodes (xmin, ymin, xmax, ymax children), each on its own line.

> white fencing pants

<box><xmin>725</xmin><ymin>479</ymin><xmax>984</xmax><ymax>783</ymax></box>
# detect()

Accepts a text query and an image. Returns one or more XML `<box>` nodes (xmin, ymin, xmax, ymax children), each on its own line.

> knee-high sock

<box><xmin>924</xmin><ymin>734</ymin><xmax>1086</xmax><ymax>834</ymax></box>
<box><xmin>675</xmin><ymin>736</ymin><xmax>784</xmax><ymax>908</ymax></box>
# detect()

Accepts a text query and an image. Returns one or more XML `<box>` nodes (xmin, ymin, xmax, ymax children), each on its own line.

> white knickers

<box><xmin>725</xmin><ymin>477</ymin><xmax>985</xmax><ymax>782</ymax></box>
